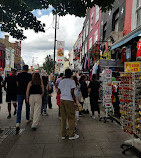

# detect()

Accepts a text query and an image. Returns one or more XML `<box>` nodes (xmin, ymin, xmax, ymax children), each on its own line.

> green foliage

<box><xmin>43</xmin><ymin>55</ymin><xmax>54</xmax><ymax>74</ymax></box>
<box><xmin>0</xmin><ymin>0</ymin><xmax>115</xmax><ymax>40</ymax></box>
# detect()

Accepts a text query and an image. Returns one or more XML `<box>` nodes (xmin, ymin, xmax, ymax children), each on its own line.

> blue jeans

<box><xmin>16</xmin><ymin>95</ymin><xmax>30</xmax><ymax>123</ymax></box>
<box><xmin>41</xmin><ymin>94</ymin><xmax>48</xmax><ymax>114</ymax></box>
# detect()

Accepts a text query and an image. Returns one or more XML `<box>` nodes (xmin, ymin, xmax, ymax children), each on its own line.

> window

<box><xmin>90</xmin><ymin>12</ymin><xmax>94</xmax><ymax>31</ymax></box>
<box><xmin>136</xmin><ymin>0</ymin><xmax>141</xmax><ymax>27</ymax></box>
<box><xmin>95</xmin><ymin>5</ymin><xmax>99</xmax><ymax>23</ymax></box>
<box><xmin>112</xmin><ymin>9</ymin><xmax>119</xmax><ymax>32</ymax></box>
<box><xmin>89</xmin><ymin>37</ymin><xmax>92</xmax><ymax>49</ymax></box>
<box><xmin>103</xmin><ymin>22</ymin><xmax>107</xmax><ymax>40</ymax></box>
<box><xmin>94</xmin><ymin>29</ymin><xmax>98</xmax><ymax>43</ymax></box>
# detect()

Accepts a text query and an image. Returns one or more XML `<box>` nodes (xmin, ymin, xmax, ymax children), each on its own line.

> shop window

<box><xmin>90</xmin><ymin>12</ymin><xmax>94</xmax><ymax>31</ymax></box>
<box><xmin>94</xmin><ymin>29</ymin><xmax>98</xmax><ymax>43</ymax></box>
<box><xmin>103</xmin><ymin>22</ymin><xmax>107</xmax><ymax>40</ymax></box>
<box><xmin>112</xmin><ymin>9</ymin><xmax>119</xmax><ymax>32</ymax></box>
<box><xmin>89</xmin><ymin>37</ymin><xmax>92</xmax><ymax>49</ymax></box>
<box><xmin>136</xmin><ymin>0</ymin><xmax>141</xmax><ymax>27</ymax></box>
<box><xmin>95</xmin><ymin>5</ymin><xmax>99</xmax><ymax>24</ymax></box>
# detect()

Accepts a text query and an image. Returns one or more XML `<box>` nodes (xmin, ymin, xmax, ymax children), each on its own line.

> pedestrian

<box><xmin>26</xmin><ymin>73</ymin><xmax>44</xmax><ymax>131</ymax></box>
<box><xmin>0</xmin><ymin>73</ymin><xmax>3</xmax><ymax>110</ymax></box>
<box><xmin>16</xmin><ymin>65</ymin><xmax>32</xmax><ymax>133</ymax></box>
<box><xmin>88</xmin><ymin>74</ymin><xmax>101</xmax><ymax>120</ymax></box>
<box><xmin>48</xmin><ymin>81</ymin><xmax>53</xmax><ymax>109</ymax></box>
<box><xmin>73</xmin><ymin>76</ymin><xmax>79</xmax><ymax>121</ymax></box>
<box><xmin>58</xmin><ymin>69</ymin><xmax>79</xmax><ymax>140</ymax></box>
<box><xmin>3</xmin><ymin>69</ymin><xmax>17</xmax><ymax>119</ymax></box>
<box><xmin>80</xmin><ymin>75</ymin><xmax>89</xmax><ymax>114</ymax></box>
<box><xmin>41</xmin><ymin>70</ymin><xmax>49</xmax><ymax>115</ymax></box>
<box><xmin>55</xmin><ymin>73</ymin><xmax>63</xmax><ymax>118</ymax></box>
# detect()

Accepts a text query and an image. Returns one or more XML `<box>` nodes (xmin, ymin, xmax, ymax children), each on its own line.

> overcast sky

<box><xmin>3</xmin><ymin>7</ymin><xmax>84</xmax><ymax>67</ymax></box>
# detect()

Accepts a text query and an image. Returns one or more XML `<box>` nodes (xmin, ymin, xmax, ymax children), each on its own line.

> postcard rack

<box><xmin>100</xmin><ymin>69</ymin><xmax>114</xmax><ymax>123</ymax></box>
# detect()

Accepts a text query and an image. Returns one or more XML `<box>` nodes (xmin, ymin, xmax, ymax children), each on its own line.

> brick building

<box><xmin>11</xmin><ymin>41</ymin><xmax>21</xmax><ymax>70</ymax></box>
<box><xmin>0</xmin><ymin>42</ymin><xmax>5</xmax><ymax>69</ymax></box>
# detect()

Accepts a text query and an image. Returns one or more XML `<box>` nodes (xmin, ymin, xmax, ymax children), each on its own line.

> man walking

<box><xmin>16</xmin><ymin>65</ymin><xmax>32</xmax><ymax>133</ymax></box>
<box><xmin>3</xmin><ymin>69</ymin><xmax>17</xmax><ymax>119</ymax></box>
<box><xmin>58</xmin><ymin>69</ymin><xmax>79</xmax><ymax>140</ymax></box>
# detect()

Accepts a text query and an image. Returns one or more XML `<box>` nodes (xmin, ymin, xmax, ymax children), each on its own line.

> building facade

<box><xmin>12</xmin><ymin>41</ymin><xmax>21</xmax><ymax>70</ymax></box>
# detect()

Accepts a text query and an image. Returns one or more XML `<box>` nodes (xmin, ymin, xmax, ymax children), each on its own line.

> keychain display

<box><xmin>119</xmin><ymin>72</ymin><xmax>141</xmax><ymax>155</ymax></box>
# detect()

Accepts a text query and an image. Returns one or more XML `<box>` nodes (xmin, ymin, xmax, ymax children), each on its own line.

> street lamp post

<box><xmin>53</xmin><ymin>14</ymin><xmax>57</xmax><ymax>74</ymax></box>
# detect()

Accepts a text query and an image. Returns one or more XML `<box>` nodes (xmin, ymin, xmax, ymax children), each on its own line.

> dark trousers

<box><xmin>48</xmin><ymin>95</ymin><xmax>52</xmax><ymax>109</ymax></box>
<box><xmin>16</xmin><ymin>95</ymin><xmax>30</xmax><ymax>123</ymax></box>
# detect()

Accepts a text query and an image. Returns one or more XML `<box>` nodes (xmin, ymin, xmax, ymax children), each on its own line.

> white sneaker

<box><xmin>92</xmin><ymin>116</ymin><xmax>95</xmax><ymax>119</ymax></box>
<box><xmin>61</xmin><ymin>137</ymin><xmax>66</xmax><ymax>140</ymax></box>
<box><xmin>69</xmin><ymin>134</ymin><xmax>79</xmax><ymax>140</ymax></box>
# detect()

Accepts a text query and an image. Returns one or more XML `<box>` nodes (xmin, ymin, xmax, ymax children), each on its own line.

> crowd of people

<box><xmin>0</xmin><ymin>65</ymin><xmax>101</xmax><ymax>140</ymax></box>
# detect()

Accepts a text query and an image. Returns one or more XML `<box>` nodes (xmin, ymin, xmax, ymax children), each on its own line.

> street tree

<box><xmin>0</xmin><ymin>0</ymin><xmax>115</xmax><ymax>40</ymax></box>
<box><xmin>43</xmin><ymin>55</ymin><xmax>54</xmax><ymax>74</ymax></box>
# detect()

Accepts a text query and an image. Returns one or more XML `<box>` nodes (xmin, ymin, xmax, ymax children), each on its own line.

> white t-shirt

<box><xmin>58</xmin><ymin>78</ymin><xmax>76</xmax><ymax>101</ymax></box>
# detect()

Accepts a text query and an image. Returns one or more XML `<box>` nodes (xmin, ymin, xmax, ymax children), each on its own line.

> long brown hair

<box><xmin>31</xmin><ymin>73</ymin><xmax>41</xmax><ymax>85</ymax></box>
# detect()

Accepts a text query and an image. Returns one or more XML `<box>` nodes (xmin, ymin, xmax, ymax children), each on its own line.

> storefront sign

<box><xmin>124</xmin><ymin>62</ymin><xmax>141</xmax><ymax>72</ymax></box>
<box><xmin>57</xmin><ymin>41</ymin><xmax>64</xmax><ymax>64</ymax></box>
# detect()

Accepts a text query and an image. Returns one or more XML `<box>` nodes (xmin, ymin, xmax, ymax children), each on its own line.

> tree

<box><xmin>43</xmin><ymin>55</ymin><xmax>54</xmax><ymax>74</ymax></box>
<box><xmin>0</xmin><ymin>0</ymin><xmax>115</xmax><ymax>40</ymax></box>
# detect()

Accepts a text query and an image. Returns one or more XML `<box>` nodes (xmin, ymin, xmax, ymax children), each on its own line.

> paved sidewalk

<box><xmin>0</xmin><ymin>92</ymin><xmax>137</xmax><ymax>158</ymax></box>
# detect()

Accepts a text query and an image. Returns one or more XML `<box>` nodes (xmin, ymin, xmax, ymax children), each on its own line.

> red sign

<box><xmin>137</xmin><ymin>39</ymin><xmax>141</xmax><ymax>59</ymax></box>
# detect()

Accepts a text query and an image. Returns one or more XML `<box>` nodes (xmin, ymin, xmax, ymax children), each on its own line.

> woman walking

<box><xmin>26</xmin><ymin>73</ymin><xmax>44</xmax><ymax>130</ymax></box>
<box><xmin>80</xmin><ymin>75</ymin><xmax>89</xmax><ymax>114</ymax></box>
<box><xmin>88</xmin><ymin>74</ymin><xmax>101</xmax><ymax>120</ymax></box>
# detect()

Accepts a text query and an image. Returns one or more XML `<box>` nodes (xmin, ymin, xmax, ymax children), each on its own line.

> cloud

<box><xmin>8</xmin><ymin>12</ymin><xmax>84</xmax><ymax>67</ymax></box>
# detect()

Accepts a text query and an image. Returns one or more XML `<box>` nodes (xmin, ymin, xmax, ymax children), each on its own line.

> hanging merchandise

<box><xmin>119</xmin><ymin>72</ymin><xmax>141</xmax><ymax>155</ymax></box>
<box><xmin>136</xmin><ymin>39</ymin><xmax>141</xmax><ymax>60</ymax></box>
<box><xmin>92</xmin><ymin>62</ymin><xmax>98</xmax><ymax>75</ymax></box>
<box><xmin>126</xmin><ymin>45</ymin><xmax>131</xmax><ymax>60</ymax></box>
<box><xmin>121</xmin><ymin>47</ymin><xmax>126</xmax><ymax>63</ymax></box>
<box><xmin>94</xmin><ymin>44</ymin><xmax>100</xmax><ymax>56</ymax></box>
<box><xmin>105</xmin><ymin>42</ymin><xmax>108</xmax><ymax>51</ymax></box>
<box><xmin>100</xmin><ymin>69</ymin><xmax>114</xmax><ymax>123</ymax></box>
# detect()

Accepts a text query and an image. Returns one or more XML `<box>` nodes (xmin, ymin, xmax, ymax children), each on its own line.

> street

<box><xmin>0</xmin><ymin>90</ymin><xmax>137</xmax><ymax>158</ymax></box>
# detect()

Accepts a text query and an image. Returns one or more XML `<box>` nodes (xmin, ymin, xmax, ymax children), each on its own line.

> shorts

<box><xmin>6</xmin><ymin>94</ymin><xmax>17</xmax><ymax>103</ymax></box>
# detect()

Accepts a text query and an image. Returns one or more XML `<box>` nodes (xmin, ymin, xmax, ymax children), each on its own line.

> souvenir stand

<box><xmin>119</xmin><ymin>72</ymin><xmax>141</xmax><ymax>155</ymax></box>
<box><xmin>100</xmin><ymin>69</ymin><xmax>114</xmax><ymax>123</ymax></box>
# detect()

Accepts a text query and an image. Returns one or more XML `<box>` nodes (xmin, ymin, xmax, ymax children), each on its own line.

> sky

<box><xmin>1</xmin><ymin>6</ymin><xmax>84</xmax><ymax>67</ymax></box>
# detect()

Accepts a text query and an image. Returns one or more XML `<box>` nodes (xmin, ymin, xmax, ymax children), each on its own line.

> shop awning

<box><xmin>111</xmin><ymin>26</ymin><xmax>141</xmax><ymax>50</ymax></box>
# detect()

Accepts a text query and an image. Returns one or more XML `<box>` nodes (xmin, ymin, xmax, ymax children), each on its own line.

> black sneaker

<box><xmin>16</xmin><ymin>127</ymin><xmax>20</xmax><ymax>135</ymax></box>
<box><xmin>86</xmin><ymin>109</ymin><xmax>89</xmax><ymax>114</ymax></box>
<box><xmin>7</xmin><ymin>114</ymin><xmax>11</xmax><ymax>119</ymax></box>
<box><xmin>13</xmin><ymin>110</ymin><xmax>17</xmax><ymax>115</ymax></box>
<box><xmin>32</xmin><ymin>127</ymin><xmax>37</xmax><ymax>131</ymax></box>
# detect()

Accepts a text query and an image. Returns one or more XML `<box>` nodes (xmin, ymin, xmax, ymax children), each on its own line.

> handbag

<box><xmin>77</xmin><ymin>102</ymin><xmax>83</xmax><ymax>111</ymax></box>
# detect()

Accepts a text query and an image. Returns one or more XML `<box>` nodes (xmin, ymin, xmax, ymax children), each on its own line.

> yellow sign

<box><xmin>124</xmin><ymin>62</ymin><xmax>141</xmax><ymax>72</ymax></box>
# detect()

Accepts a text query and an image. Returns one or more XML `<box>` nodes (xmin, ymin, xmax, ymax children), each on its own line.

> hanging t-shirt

<box><xmin>121</xmin><ymin>47</ymin><xmax>126</xmax><ymax>63</ymax></box>
<box><xmin>126</xmin><ymin>45</ymin><xmax>131</xmax><ymax>59</ymax></box>
<box><xmin>92</xmin><ymin>63</ymin><xmax>98</xmax><ymax>74</ymax></box>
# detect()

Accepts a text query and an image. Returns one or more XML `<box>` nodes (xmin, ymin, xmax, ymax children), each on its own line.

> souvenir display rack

<box><xmin>119</xmin><ymin>72</ymin><xmax>141</xmax><ymax>155</ymax></box>
<box><xmin>100</xmin><ymin>69</ymin><xmax>114</xmax><ymax>123</ymax></box>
